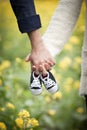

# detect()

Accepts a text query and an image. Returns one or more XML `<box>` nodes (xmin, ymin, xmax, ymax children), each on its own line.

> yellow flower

<box><xmin>15</xmin><ymin>118</ymin><xmax>23</xmax><ymax>128</ymax></box>
<box><xmin>74</xmin><ymin>57</ymin><xmax>82</xmax><ymax>64</ymax></box>
<box><xmin>6</xmin><ymin>102</ymin><xmax>15</xmax><ymax>109</ymax></box>
<box><xmin>15</xmin><ymin>57</ymin><xmax>22</xmax><ymax>63</ymax></box>
<box><xmin>69</xmin><ymin>36</ymin><xmax>80</xmax><ymax>45</ymax></box>
<box><xmin>18</xmin><ymin>110</ymin><xmax>30</xmax><ymax>118</ymax></box>
<box><xmin>0</xmin><ymin>60</ymin><xmax>11</xmax><ymax>71</ymax></box>
<box><xmin>73</xmin><ymin>80</ymin><xmax>80</xmax><ymax>89</ymax></box>
<box><xmin>28</xmin><ymin>118</ymin><xmax>39</xmax><ymax>127</ymax></box>
<box><xmin>79</xmin><ymin>25</ymin><xmax>85</xmax><ymax>32</ymax></box>
<box><xmin>72</xmin><ymin>57</ymin><xmax>81</xmax><ymax>70</ymax></box>
<box><xmin>30</xmin><ymin>129</ymin><xmax>33</xmax><ymax>130</ymax></box>
<box><xmin>0</xmin><ymin>107</ymin><xmax>5</xmax><ymax>112</ymax></box>
<box><xmin>0</xmin><ymin>79</ymin><xmax>2</xmax><ymax>86</ymax></box>
<box><xmin>45</xmin><ymin>96</ymin><xmax>51</xmax><ymax>103</ymax></box>
<box><xmin>53</xmin><ymin>92</ymin><xmax>62</xmax><ymax>100</ymax></box>
<box><xmin>59</xmin><ymin>57</ymin><xmax>72</xmax><ymax>69</ymax></box>
<box><xmin>64</xmin><ymin>43</ymin><xmax>73</xmax><ymax>51</ymax></box>
<box><xmin>64</xmin><ymin>78</ymin><xmax>74</xmax><ymax>92</ymax></box>
<box><xmin>48</xmin><ymin>109</ymin><xmax>56</xmax><ymax>116</ymax></box>
<box><xmin>0</xmin><ymin>122</ymin><xmax>7</xmax><ymax>130</ymax></box>
<box><xmin>76</xmin><ymin>107</ymin><xmax>84</xmax><ymax>114</ymax></box>
<box><xmin>4</xmin><ymin>60</ymin><xmax>10</xmax><ymax>68</ymax></box>
<box><xmin>66</xmin><ymin>77</ymin><xmax>73</xmax><ymax>85</ymax></box>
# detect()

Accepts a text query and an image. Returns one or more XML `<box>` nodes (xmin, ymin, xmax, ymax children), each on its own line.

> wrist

<box><xmin>28</xmin><ymin>29</ymin><xmax>43</xmax><ymax>49</ymax></box>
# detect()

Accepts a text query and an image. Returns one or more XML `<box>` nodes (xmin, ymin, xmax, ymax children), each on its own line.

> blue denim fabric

<box><xmin>10</xmin><ymin>0</ymin><xmax>41</xmax><ymax>33</ymax></box>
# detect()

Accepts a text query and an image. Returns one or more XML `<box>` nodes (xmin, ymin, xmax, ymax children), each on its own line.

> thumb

<box><xmin>25</xmin><ymin>54</ymin><xmax>31</xmax><ymax>62</ymax></box>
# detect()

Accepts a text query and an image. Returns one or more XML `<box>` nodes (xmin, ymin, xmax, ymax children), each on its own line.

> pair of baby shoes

<box><xmin>30</xmin><ymin>71</ymin><xmax>59</xmax><ymax>95</ymax></box>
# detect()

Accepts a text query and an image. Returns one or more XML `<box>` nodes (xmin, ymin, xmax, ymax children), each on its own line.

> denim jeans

<box><xmin>10</xmin><ymin>0</ymin><xmax>41</xmax><ymax>33</ymax></box>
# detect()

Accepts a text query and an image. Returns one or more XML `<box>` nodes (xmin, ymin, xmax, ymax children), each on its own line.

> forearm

<box><xmin>10</xmin><ymin>0</ymin><xmax>41</xmax><ymax>33</ymax></box>
<box><xmin>28</xmin><ymin>29</ymin><xmax>43</xmax><ymax>50</ymax></box>
<box><xmin>10</xmin><ymin>0</ymin><xmax>55</xmax><ymax>72</ymax></box>
<box><xmin>43</xmin><ymin>0</ymin><xmax>83</xmax><ymax>57</ymax></box>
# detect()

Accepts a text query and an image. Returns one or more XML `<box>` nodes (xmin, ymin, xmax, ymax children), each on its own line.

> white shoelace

<box><xmin>31</xmin><ymin>79</ymin><xmax>41</xmax><ymax>88</ymax></box>
<box><xmin>43</xmin><ymin>78</ymin><xmax>56</xmax><ymax>88</ymax></box>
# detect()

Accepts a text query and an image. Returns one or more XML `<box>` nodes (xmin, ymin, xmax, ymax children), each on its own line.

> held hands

<box><xmin>25</xmin><ymin>43</ymin><xmax>55</xmax><ymax>75</ymax></box>
<box><xmin>26</xmin><ymin>29</ymin><xmax>55</xmax><ymax>74</ymax></box>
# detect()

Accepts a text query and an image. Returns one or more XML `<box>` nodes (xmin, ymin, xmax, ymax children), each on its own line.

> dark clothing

<box><xmin>10</xmin><ymin>0</ymin><xmax>41</xmax><ymax>33</ymax></box>
<box><xmin>85</xmin><ymin>95</ymin><xmax>87</xmax><ymax>114</ymax></box>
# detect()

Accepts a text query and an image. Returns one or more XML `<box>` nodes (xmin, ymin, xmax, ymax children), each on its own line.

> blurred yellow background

<box><xmin>0</xmin><ymin>0</ymin><xmax>87</xmax><ymax>130</ymax></box>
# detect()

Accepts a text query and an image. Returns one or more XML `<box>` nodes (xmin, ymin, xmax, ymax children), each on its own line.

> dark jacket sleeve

<box><xmin>10</xmin><ymin>0</ymin><xmax>41</xmax><ymax>33</ymax></box>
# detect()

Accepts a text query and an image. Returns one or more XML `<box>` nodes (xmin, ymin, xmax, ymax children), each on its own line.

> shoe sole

<box><xmin>30</xmin><ymin>89</ymin><xmax>42</xmax><ymax>95</ymax></box>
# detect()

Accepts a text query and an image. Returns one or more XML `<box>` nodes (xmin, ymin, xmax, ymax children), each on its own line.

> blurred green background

<box><xmin>0</xmin><ymin>0</ymin><xmax>87</xmax><ymax>130</ymax></box>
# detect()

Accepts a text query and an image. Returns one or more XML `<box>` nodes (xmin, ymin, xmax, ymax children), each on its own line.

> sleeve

<box><xmin>10</xmin><ymin>0</ymin><xmax>41</xmax><ymax>33</ymax></box>
<box><xmin>43</xmin><ymin>0</ymin><xmax>83</xmax><ymax>57</ymax></box>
